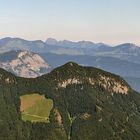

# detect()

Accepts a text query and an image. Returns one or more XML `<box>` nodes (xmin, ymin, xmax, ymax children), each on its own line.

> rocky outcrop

<box><xmin>0</xmin><ymin>50</ymin><xmax>51</xmax><ymax>78</ymax></box>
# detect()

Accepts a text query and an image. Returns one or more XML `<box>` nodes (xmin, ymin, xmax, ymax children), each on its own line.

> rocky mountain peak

<box><xmin>49</xmin><ymin>62</ymin><xmax>131</xmax><ymax>95</ymax></box>
<box><xmin>46</xmin><ymin>38</ymin><xmax>58</xmax><ymax>45</ymax></box>
<box><xmin>0</xmin><ymin>50</ymin><xmax>52</xmax><ymax>78</ymax></box>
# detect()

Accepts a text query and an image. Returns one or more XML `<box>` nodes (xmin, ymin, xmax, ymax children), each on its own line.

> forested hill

<box><xmin>0</xmin><ymin>62</ymin><xmax>140</xmax><ymax>140</ymax></box>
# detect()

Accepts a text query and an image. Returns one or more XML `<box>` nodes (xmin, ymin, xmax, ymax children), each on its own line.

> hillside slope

<box><xmin>0</xmin><ymin>62</ymin><xmax>140</xmax><ymax>140</ymax></box>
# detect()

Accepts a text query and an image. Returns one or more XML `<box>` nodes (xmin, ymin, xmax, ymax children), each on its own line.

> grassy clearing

<box><xmin>22</xmin><ymin>113</ymin><xmax>49</xmax><ymax>123</ymax></box>
<box><xmin>20</xmin><ymin>93</ymin><xmax>53</xmax><ymax>123</ymax></box>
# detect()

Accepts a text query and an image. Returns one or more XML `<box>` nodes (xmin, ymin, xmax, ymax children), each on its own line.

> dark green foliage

<box><xmin>0</xmin><ymin>62</ymin><xmax>140</xmax><ymax>140</ymax></box>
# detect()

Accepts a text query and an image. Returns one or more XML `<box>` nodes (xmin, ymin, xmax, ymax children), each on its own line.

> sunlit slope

<box><xmin>20</xmin><ymin>94</ymin><xmax>53</xmax><ymax>123</ymax></box>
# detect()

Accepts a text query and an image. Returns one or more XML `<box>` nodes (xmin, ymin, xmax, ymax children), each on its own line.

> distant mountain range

<box><xmin>1</xmin><ymin>37</ymin><xmax>140</xmax><ymax>61</ymax></box>
<box><xmin>0</xmin><ymin>37</ymin><xmax>140</xmax><ymax>92</ymax></box>
<box><xmin>46</xmin><ymin>39</ymin><xmax>140</xmax><ymax>65</ymax></box>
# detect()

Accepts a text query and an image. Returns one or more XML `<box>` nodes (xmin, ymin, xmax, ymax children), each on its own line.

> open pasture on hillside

<box><xmin>20</xmin><ymin>93</ymin><xmax>53</xmax><ymax>123</ymax></box>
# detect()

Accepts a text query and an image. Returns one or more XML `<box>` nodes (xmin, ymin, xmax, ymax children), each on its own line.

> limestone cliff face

<box><xmin>0</xmin><ymin>50</ymin><xmax>52</xmax><ymax>78</ymax></box>
<box><xmin>53</xmin><ymin>62</ymin><xmax>130</xmax><ymax>95</ymax></box>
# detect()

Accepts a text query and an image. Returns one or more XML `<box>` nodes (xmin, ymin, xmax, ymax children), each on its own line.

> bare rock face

<box><xmin>0</xmin><ymin>50</ymin><xmax>52</xmax><ymax>78</ymax></box>
<box><xmin>55</xmin><ymin>62</ymin><xmax>130</xmax><ymax>95</ymax></box>
<box><xmin>58</xmin><ymin>77</ymin><xmax>129</xmax><ymax>95</ymax></box>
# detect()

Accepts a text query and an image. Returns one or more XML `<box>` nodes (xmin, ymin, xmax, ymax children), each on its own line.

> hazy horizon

<box><xmin>0</xmin><ymin>0</ymin><xmax>140</xmax><ymax>45</ymax></box>
<box><xmin>0</xmin><ymin>36</ymin><xmax>140</xmax><ymax>46</ymax></box>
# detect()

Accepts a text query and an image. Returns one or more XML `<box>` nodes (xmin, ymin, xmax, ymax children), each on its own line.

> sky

<box><xmin>0</xmin><ymin>0</ymin><xmax>140</xmax><ymax>45</ymax></box>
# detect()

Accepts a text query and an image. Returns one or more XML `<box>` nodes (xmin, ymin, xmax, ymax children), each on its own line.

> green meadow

<box><xmin>20</xmin><ymin>94</ymin><xmax>53</xmax><ymax>123</ymax></box>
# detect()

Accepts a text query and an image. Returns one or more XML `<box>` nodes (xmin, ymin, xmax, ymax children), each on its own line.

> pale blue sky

<box><xmin>0</xmin><ymin>0</ymin><xmax>140</xmax><ymax>44</ymax></box>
